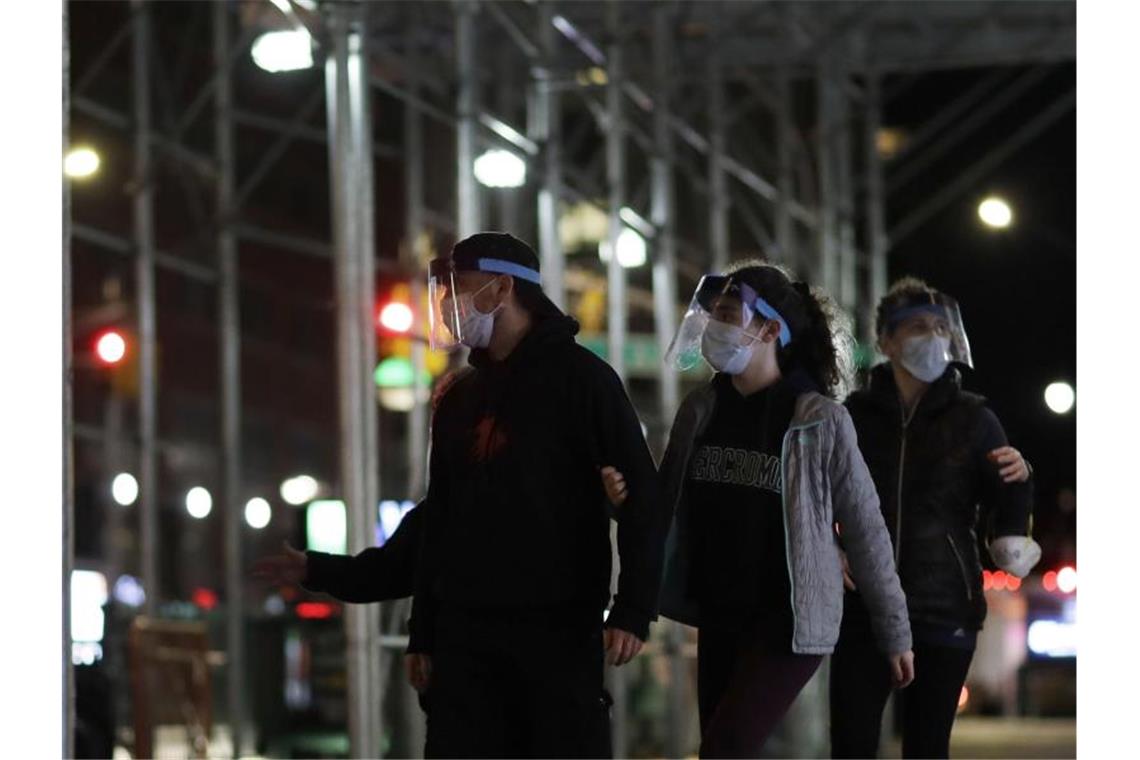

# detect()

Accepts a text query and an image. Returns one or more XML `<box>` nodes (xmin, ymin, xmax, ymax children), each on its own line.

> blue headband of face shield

<box><xmin>731</xmin><ymin>282</ymin><xmax>794</xmax><ymax>348</ymax></box>
<box><xmin>884</xmin><ymin>303</ymin><xmax>950</xmax><ymax>333</ymax></box>
<box><xmin>475</xmin><ymin>257</ymin><xmax>542</xmax><ymax>284</ymax></box>
<box><xmin>749</xmin><ymin>294</ymin><xmax>793</xmax><ymax>347</ymax></box>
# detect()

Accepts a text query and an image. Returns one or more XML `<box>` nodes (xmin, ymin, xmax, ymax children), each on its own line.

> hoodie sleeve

<box><xmin>302</xmin><ymin>503</ymin><xmax>425</xmax><ymax>603</ymax></box>
<box><xmin>407</xmin><ymin>415</ymin><xmax>449</xmax><ymax>654</ymax></box>
<box><xmin>829</xmin><ymin>406</ymin><xmax>913</xmax><ymax>655</ymax></box>
<box><xmin>582</xmin><ymin>358</ymin><xmax>671</xmax><ymax>641</ymax></box>
<box><xmin>974</xmin><ymin>405</ymin><xmax>1035</xmax><ymax>540</ymax></box>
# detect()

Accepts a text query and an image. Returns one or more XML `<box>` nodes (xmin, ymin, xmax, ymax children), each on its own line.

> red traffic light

<box><xmin>192</xmin><ymin>587</ymin><xmax>218</xmax><ymax>611</ymax></box>
<box><xmin>378</xmin><ymin>302</ymin><xmax>414</xmax><ymax>334</ymax></box>
<box><xmin>95</xmin><ymin>330</ymin><xmax>127</xmax><ymax>365</ymax></box>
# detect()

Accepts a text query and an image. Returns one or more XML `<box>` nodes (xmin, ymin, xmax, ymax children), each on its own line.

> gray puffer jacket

<box><xmin>659</xmin><ymin>380</ymin><xmax>912</xmax><ymax>656</ymax></box>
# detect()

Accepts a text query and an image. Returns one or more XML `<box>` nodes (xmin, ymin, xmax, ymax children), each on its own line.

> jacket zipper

<box><xmin>946</xmin><ymin>534</ymin><xmax>974</xmax><ymax>601</ymax></box>
<box><xmin>895</xmin><ymin>403</ymin><xmax>918</xmax><ymax>566</ymax></box>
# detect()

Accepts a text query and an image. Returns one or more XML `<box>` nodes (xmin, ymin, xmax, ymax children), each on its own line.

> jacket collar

<box><xmin>695</xmin><ymin>367</ymin><xmax>828</xmax><ymax>432</ymax></box>
<box><xmin>867</xmin><ymin>361</ymin><xmax>962</xmax><ymax>417</ymax></box>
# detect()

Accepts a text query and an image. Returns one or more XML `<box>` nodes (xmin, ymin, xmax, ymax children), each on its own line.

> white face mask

<box><xmin>899</xmin><ymin>334</ymin><xmax>951</xmax><ymax>383</ymax></box>
<box><xmin>456</xmin><ymin>279</ymin><xmax>502</xmax><ymax>349</ymax></box>
<box><xmin>701</xmin><ymin>320</ymin><xmax>756</xmax><ymax>375</ymax></box>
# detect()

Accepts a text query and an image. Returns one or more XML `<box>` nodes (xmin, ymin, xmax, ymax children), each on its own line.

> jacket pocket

<box><xmin>946</xmin><ymin>533</ymin><xmax>974</xmax><ymax>601</ymax></box>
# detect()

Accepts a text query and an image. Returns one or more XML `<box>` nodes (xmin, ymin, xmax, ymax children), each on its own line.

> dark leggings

<box><xmin>830</xmin><ymin>599</ymin><xmax>974</xmax><ymax>759</ymax></box>
<box><xmin>697</xmin><ymin>624</ymin><xmax>823</xmax><ymax>759</ymax></box>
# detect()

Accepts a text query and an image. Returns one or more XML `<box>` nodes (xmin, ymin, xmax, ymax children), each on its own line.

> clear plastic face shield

<box><xmin>426</xmin><ymin>256</ymin><xmax>543</xmax><ymax>351</ymax></box>
<box><xmin>664</xmin><ymin>275</ymin><xmax>793</xmax><ymax>371</ymax></box>
<box><xmin>881</xmin><ymin>292</ymin><xmax>973</xmax><ymax>369</ymax></box>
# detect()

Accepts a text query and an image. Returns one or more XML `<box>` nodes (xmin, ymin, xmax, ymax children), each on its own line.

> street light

<box><xmin>111</xmin><ymin>473</ymin><xmax>138</xmax><ymax>507</ymax></box>
<box><xmin>244</xmin><ymin>497</ymin><xmax>272</xmax><ymax>530</ymax></box>
<box><xmin>280</xmin><ymin>475</ymin><xmax>319</xmax><ymax>506</ymax></box>
<box><xmin>474</xmin><ymin>149</ymin><xmax>527</xmax><ymax>188</ymax></box>
<box><xmin>1044</xmin><ymin>381</ymin><xmax>1075</xmax><ymax>414</ymax></box>
<box><xmin>598</xmin><ymin>227</ymin><xmax>648</xmax><ymax>269</ymax></box>
<box><xmin>65</xmin><ymin>147</ymin><xmax>100</xmax><ymax>179</ymax></box>
<box><xmin>1057</xmin><ymin>566</ymin><xmax>1077</xmax><ymax>594</ymax></box>
<box><xmin>186</xmin><ymin>486</ymin><xmax>213</xmax><ymax>519</ymax></box>
<box><xmin>978</xmin><ymin>197</ymin><xmax>1013</xmax><ymax>229</ymax></box>
<box><xmin>251</xmin><ymin>29</ymin><xmax>314</xmax><ymax>73</ymax></box>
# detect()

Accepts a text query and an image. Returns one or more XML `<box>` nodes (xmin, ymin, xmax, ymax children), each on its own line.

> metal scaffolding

<box><xmin>65</xmin><ymin>1</ymin><xmax>1075</xmax><ymax>757</ymax></box>
<box><xmin>325</xmin><ymin>4</ymin><xmax>384</xmax><ymax>756</ymax></box>
<box><xmin>213</xmin><ymin>2</ymin><xmax>248</xmax><ymax>753</ymax></box>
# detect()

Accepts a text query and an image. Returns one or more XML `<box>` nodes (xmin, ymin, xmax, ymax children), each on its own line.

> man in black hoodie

<box><xmin>405</xmin><ymin>232</ymin><xmax>668</xmax><ymax>758</ymax></box>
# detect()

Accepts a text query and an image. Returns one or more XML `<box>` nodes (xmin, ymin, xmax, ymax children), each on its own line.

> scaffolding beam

<box><xmin>865</xmin><ymin>71</ymin><xmax>888</xmax><ymax>343</ymax></box>
<box><xmin>531</xmin><ymin>0</ymin><xmax>565</xmax><ymax>309</ymax></box>
<box><xmin>325</xmin><ymin>4</ymin><xmax>383</xmax><ymax>756</ymax></box>
<box><xmin>131</xmin><ymin>0</ymin><xmax>159</xmax><ymax>619</ymax></box>
<box><xmin>214</xmin><ymin>3</ymin><xmax>248</xmax><ymax>756</ymax></box>
<box><xmin>456</xmin><ymin>0</ymin><xmax>480</xmax><ymax>238</ymax></box>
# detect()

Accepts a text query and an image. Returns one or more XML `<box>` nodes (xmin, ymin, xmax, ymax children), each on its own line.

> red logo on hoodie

<box><xmin>471</xmin><ymin>415</ymin><xmax>508</xmax><ymax>462</ymax></box>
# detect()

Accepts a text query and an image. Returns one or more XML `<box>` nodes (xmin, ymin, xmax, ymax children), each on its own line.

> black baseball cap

<box><xmin>445</xmin><ymin>232</ymin><xmax>564</xmax><ymax>319</ymax></box>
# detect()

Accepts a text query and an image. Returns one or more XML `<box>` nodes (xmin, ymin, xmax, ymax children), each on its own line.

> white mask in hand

<box><xmin>989</xmin><ymin>535</ymin><xmax>1042</xmax><ymax>578</ymax></box>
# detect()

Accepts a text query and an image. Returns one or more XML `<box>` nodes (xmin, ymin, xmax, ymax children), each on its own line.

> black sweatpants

<box><xmin>422</xmin><ymin>604</ymin><xmax>612</xmax><ymax>759</ymax></box>
<box><xmin>697</xmin><ymin>623</ymin><xmax>824</xmax><ymax>759</ymax></box>
<box><xmin>830</xmin><ymin>597</ymin><xmax>975</xmax><ymax>759</ymax></box>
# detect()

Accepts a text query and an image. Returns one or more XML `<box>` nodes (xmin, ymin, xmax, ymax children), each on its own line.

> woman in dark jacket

<box><xmin>830</xmin><ymin>277</ymin><xmax>1038</xmax><ymax>759</ymax></box>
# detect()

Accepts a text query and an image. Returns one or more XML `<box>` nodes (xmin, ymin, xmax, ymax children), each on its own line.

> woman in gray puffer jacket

<box><xmin>604</xmin><ymin>262</ymin><xmax>913</xmax><ymax>758</ymax></box>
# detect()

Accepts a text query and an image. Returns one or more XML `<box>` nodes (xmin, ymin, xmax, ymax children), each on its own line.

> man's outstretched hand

<box><xmin>251</xmin><ymin>541</ymin><xmax>308</xmax><ymax>586</ymax></box>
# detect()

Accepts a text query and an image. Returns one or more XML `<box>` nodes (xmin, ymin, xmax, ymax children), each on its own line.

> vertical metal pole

<box><xmin>495</xmin><ymin>55</ymin><xmax>521</xmax><ymax>234</ymax></box>
<box><xmin>214</xmin><ymin>4</ymin><xmax>248</xmax><ymax>756</ymax></box>
<box><xmin>775</xmin><ymin>66</ymin><xmax>794</xmax><ymax>267</ymax></box>
<box><xmin>531</xmin><ymin>0</ymin><xmax>565</xmax><ymax>309</ymax></box>
<box><xmin>834</xmin><ymin>61</ymin><xmax>857</xmax><ymax>315</ymax></box>
<box><xmin>132</xmin><ymin>0</ymin><xmax>159</xmax><ymax>617</ymax></box>
<box><xmin>708</xmin><ymin>9</ymin><xmax>730</xmax><ymax>273</ymax></box>
<box><xmin>401</xmin><ymin>17</ymin><xmax>429</xmax><ymax>748</ymax></box>
<box><xmin>326</xmin><ymin>5</ymin><xmax>382</xmax><ymax>756</ymax></box>
<box><xmin>865</xmin><ymin>71</ymin><xmax>888</xmax><ymax>344</ymax></box>
<box><xmin>63</xmin><ymin>4</ymin><xmax>75</xmax><ymax>754</ymax></box>
<box><xmin>651</xmin><ymin>13</ymin><xmax>686</xmax><ymax>757</ymax></box>
<box><xmin>603</xmin><ymin>7</ymin><xmax>628</xmax><ymax>753</ymax></box>
<box><xmin>354</xmin><ymin>17</ymin><xmax>385</xmax><ymax>751</ymax></box>
<box><xmin>815</xmin><ymin>56</ymin><xmax>838</xmax><ymax>294</ymax></box>
<box><xmin>651</xmin><ymin>6</ymin><xmax>680</xmax><ymax>449</ymax></box>
<box><xmin>456</xmin><ymin>0</ymin><xmax>479</xmax><ymax>238</ymax></box>
<box><xmin>405</xmin><ymin>10</ymin><xmax>428</xmax><ymax>502</ymax></box>
<box><xmin>605</xmin><ymin>0</ymin><xmax>627</xmax><ymax>385</ymax></box>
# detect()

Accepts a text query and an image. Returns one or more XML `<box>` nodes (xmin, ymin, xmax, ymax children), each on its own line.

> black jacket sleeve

<box><xmin>975</xmin><ymin>405</ymin><xmax>1035</xmax><ymax>541</ymax></box>
<box><xmin>301</xmin><ymin>503</ymin><xmax>425</xmax><ymax>603</ymax></box>
<box><xmin>584</xmin><ymin>358</ymin><xmax>671</xmax><ymax>641</ymax></box>
<box><xmin>407</xmin><ymin>413</ymin><xmax>449</xmax><ymax>655</ymax></box>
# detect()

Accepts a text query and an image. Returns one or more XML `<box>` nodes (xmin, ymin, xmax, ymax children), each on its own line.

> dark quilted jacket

<box><xmin>844</xmin><ymin>364</ymin><xmax>1034</xmax><ymax>631</ymax></box>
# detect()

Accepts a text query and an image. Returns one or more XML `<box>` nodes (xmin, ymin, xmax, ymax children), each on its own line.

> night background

<box><xmin>62</xmin><ymin>1</ymin><xmax>1076</xmax><ymax>757</ymax></box>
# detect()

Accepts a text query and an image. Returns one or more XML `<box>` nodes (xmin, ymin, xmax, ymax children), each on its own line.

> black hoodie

<box><xmin>408</xmin><ymin>315</ymin><xmax>669</xmax><ymax>651</ymax></box>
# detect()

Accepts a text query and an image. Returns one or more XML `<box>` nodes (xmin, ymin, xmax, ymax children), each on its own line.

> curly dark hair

<box><xmin>724</xmin><ymin>259</ymin><xmax>855</xmax><ymax>398</ymax></box>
